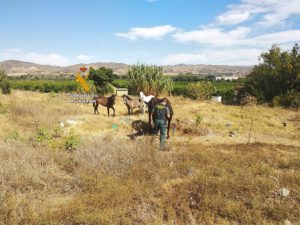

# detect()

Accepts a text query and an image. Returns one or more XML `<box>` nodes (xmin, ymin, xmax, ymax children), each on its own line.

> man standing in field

<box><xmin>152</xmin><ymin>98</ymin><xmax>171</xmax><ymax>149</ymax></box>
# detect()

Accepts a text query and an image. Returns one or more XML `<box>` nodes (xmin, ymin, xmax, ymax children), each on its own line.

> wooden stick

<box><xmin>247</xmin><ymin>118</ymin><xmax>253</xmax><ymax>144</ymax></box>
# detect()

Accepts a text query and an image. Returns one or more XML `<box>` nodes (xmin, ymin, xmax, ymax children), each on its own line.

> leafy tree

<box><xmin>186</xmin><ymin>81</ymin><xmax>216</xmax><ymax>100</ymax></box>
<box><xmin>0</xmin><ymin>70</ymin><xmax>11</xmax><ymax>94</ymax></box>
<box><xmin>88</xmin><ymin>67</ymin><xmax>115</xmax><ymax>88</ymax></box>
<box><xmin>245</xmin><ymin>44</ymin><xmax>300</xmax><ymax>108</ymax></box>
<box><xmin>128</xmin><ymin>63</ymin><xmax>173</xmax><ymax>96</ymax></box>
<box><xmin>88</xmin><ymin>67</ymin><xmax>116</xmax><ymax>95</ymax></box>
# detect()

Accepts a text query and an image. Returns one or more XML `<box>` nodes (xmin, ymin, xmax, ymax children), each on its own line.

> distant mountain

<box><xmin>0</xmin><ymin>60</ymin><xmax>252</xmax><ymax>76</ymax></box>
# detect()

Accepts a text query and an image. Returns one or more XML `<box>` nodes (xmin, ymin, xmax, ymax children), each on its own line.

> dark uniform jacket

<box><xmin>153</xmin><ymin>104</ymin><xmax>170</xmax><ymax>121</ymax></box>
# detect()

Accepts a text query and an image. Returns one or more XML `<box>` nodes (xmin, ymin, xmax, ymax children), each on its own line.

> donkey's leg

<box><xmin>148</xmin><ymin>111</ymin><xmax>152</xmax><ymax>133</ymax></box>
<box><xmin>97</xmin><ymin>104</ymin><xmax>99</xmax><ymax>114</ymax></box>
<box><xmin>127</xmin><ymin>106</ymin><xmax>130</xmax><ymax>115</ymax></box>
<box><xmin>94</xmin><ymin>103</ymin><xmax>97</xmax><ymax>114</ymax></box>
<box><xmin>107</xmin><ymin>107</ymin><xmax>110</xmax><ymax>117</ymax></box>
<box><xmin>111</xmin><ymin>106</ymin><xmax>116</xmax><ymax>117</ymax></box>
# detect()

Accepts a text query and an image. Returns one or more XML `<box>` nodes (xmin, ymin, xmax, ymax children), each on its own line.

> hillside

<box><xmin>0</xmin><ymin>60</ymin><xmax>252</xmax><ymax>76</ymax></box>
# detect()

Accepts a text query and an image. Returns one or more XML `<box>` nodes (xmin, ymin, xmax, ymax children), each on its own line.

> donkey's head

<box><xmin>111</xmin><ymin>94</ymin><xmax>117</xmax><ymax>104</ymax></box>
<box><xmin>122</xmin><ymin>95</ymin><xmax>127</xmax><ymax>104</ymax></box>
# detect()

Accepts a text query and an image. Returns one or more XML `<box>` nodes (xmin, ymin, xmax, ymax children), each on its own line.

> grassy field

<box><xmin>0</xmin><ymin>90</ymin><xmax>299</xmax><ymax>225</ymax></box>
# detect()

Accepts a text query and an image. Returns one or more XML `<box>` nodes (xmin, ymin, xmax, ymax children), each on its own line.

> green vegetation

<box><xmin>89</xmin><ymin>67</ymin><xmax>117</xmax><ymax>94</ymax></box>
<box><xmin>113</xmin><ymin>78</ymin><xmax>241</xmax><ymax>98</ymax></box>
<box><xmin>245</xmin><ymin>44</ymin><xmax>300</xmax><ymax>109</ymax></box>
<box><xmin>9</xmin><ymin>80</ymin><xmax>79</xmax><ymax>92</ymax></box>
<box><xmin>128</xmin><ymin>63</ymin><xmax>173</xmax><ymax>96</ymax></box>
<box><xmin>185</xmin><ymin>81</ymin><xmax>216</xmax><ymax>100</ymax></box>
<box><xmin>0</xmin><ymin>70</ymin><xmax>11</xmax><ymax>94</ymax></box>
<box><xmin>112</xmin><ymin>79</ymin><xmax>129</xmax><ymax>88</ymax></box>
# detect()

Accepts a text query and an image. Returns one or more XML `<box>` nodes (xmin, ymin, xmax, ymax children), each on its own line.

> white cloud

<box><xmin>217</xmin><ymin>0</ymin><xmax>300</xmax><ymax>26</ymax></box>
<box><xmin>170</xmin><ymin>0</ymin><xmax>300</xmax><ymax>65</ymax></box>
<box><xmin>163</xmin><ymin>48</ymin><xmax>262</xmax><ymax>65</ymax></box>
<box><xmin>172</xmin><ymin>26</ymin><xmax>251</xmax><ymax>46</ymax></box>
<box><xmin>76</xmin><ymin>54</ymin><xmax>94</xmax><ymax>62</ymax></box>
<box><xmin>0</xmin><ymin>49</ymin><xmax>71</xmax><ymax>66</ymax></box>
<box><xmin>173</xmin><ymin>27</ymin><xmax>300</xmax><ymax>47</ymax></box>
<box><xmin>22</xmin><ymin>53</ymin><xmax>71</xmax><ymax>66</ymax></box>
<box><xmin>115</xmin><ymin>25</ymin><xmax>176</xmax><ymax>40</ymax></box>
<box><xmin>218</xmin><ymin>11</ymin><xmax>251</xmax><ymax>25</ymax></box>
<box><xmin>247</xmin><ymin>30</ymin><xmax>300</xmax><ymax>46</ymax></box>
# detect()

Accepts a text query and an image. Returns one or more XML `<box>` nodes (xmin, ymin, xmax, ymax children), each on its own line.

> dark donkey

<box><xmin>147</xmin><ymin>98</ymin><xmax>173</xmax><ymax>138</ymax></box>
<box><xmin>93</xmin><ymin>94</ymin><xmax>116</xmax><ymax>117</ymax></box>
<box><xmin>122</xmin><ymin>95</ymin><xmax>144</xmax><ymax>115</ymax></box>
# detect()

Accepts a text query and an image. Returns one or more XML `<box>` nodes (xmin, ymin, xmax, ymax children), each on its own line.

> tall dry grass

<box><xmin>0</xmin><ymin>137</ymin><xmax>299</xmax><ymax>224</ymax></box>
<box><xmin>0</xmin><ymin>90</ymin><xmax>299</xmax><ymax>224</ymax></box>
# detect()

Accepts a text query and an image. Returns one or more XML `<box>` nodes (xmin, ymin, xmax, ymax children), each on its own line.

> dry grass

<box><xmin>0</xmin><ymin>90</ymin><xmax>299</xmax><ymax>225</ymax></box>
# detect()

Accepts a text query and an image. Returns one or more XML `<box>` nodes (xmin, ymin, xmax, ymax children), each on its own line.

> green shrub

<box><xmin>195</xmin><ymin>113</ymin><xmax>204</xmax><ymax>126</ymax></box>
<box><xmin>63</xmin><ymin>129</ymin><xmax>80</xmax><ymax>151</ymax></box>
<box><xmin>185</xmin><ymin>81</ymin><xmax>216</xmax><ymax>100</ymax></box>
<box><xmin>35</xmin><ymin>128</ymin><xmax>52</xmax><ymax>142</ymax></box>
<box><xmin>171</xmin><ymin>86</ymin><xmax>187</xmax><ymax>96</ymax></box>
<box><xmin>96</xmin><ymin>83</ymin><xmax>115</xmax><ymax>95</ymax></box>
<box><xmin>112</xmin><ymin>79</ymin><xmax>129</xmax><ymax>88</ymax></box>
<box><xmin>1</xmin><ymin>80</ymin><xmax>11</xmax><ymax>94</ymax></box>
<box><xmin>273</xmin><ymin>90</ymin><xmax>300</xmax><ymax>110</ymax></box>
<box><xmin>128</xmin><ymin>63</ymin><xmax>173</xmax><ymax>96</ymax></box>
<box><xmin>222</xmin><ymin>89</ymin><xmax>240</xmax><ymax>105</ymax></box>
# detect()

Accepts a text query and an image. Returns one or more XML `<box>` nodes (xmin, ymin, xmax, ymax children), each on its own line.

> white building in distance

<box><xmin>216</xmin><ymin>75</ymin><xmax>239</xmax><ymax>81</ymax></box>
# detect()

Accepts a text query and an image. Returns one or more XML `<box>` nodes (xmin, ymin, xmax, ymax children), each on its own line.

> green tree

<box><xmin>128</xmin><ymin>63</ymin><xmax>173</xmax><ymax>96</ymax></box>
<box><xmin>88</xmin><ymin>67</ymin><xmax>116</xmax><ymax>94</ymax></box>
<box><xmin>186</xmin><ymin>81</ymin><xmax>216</xmax><ymax>100</ymax></box>
<box><xmin>245</xmin><ymin>44</ymin><xmax>300</xmax><ymax>107</ymax></box>
<box><xmin>0</xmin><ymin>70</ymin><xmax>11</xmax><ymax>94</ymax></box>
<box><xmin>89</xmin><ymin>67</ymin><xmax>115</xmax><ymax>87</ymax></box>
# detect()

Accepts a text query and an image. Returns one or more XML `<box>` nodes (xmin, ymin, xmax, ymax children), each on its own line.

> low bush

<box><xmin>96</xmin><ymin>83</ymin><xmax>115</xmax><ymax>95</ymax></box>
<box><xmin>185</xmin><ymin>81</ymin><xmax>216</xmax><ymax>100</ymax></box>
<box><xmin>273</xmin><ymin>90</ymin><xmax>300</xmax><ymax>110</ymax></box>
<box><xmin>1</xmin><ymin>80</ymin><xmax>11</xmax><ymax>94</ymax></box>
<box><xmin>62</xmin><ymin>129</ymin><xmax>80</xmax><ymax>152</ymax></box>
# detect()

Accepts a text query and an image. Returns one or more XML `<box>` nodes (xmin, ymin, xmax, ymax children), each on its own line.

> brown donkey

<box><xmin>93</xmin><ymin>94</ymin><xmax>116</xmax><ymax>117</ymax></box>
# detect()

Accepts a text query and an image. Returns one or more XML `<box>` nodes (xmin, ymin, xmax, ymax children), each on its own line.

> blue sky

<box><xmin>0</xmin><ymin>0</ymin><xmax>300</xmax><ymax>66</ymax></box>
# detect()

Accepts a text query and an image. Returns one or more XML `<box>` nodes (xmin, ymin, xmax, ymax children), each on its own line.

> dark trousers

<box><xmin>154</xmin><ymin>119</ymin><xmax>167</xmax><ymax>148</ymax></box>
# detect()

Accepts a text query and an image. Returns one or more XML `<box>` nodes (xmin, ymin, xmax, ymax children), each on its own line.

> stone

<box><xmin>284</xmin><ymin>219</ymin><xmax>292</xmax><ymax>225</ymax></box>
<box><xmin>279</xmin><ymin>188</ymin><xmax>290</xmax><ymax>197</ymax></box>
